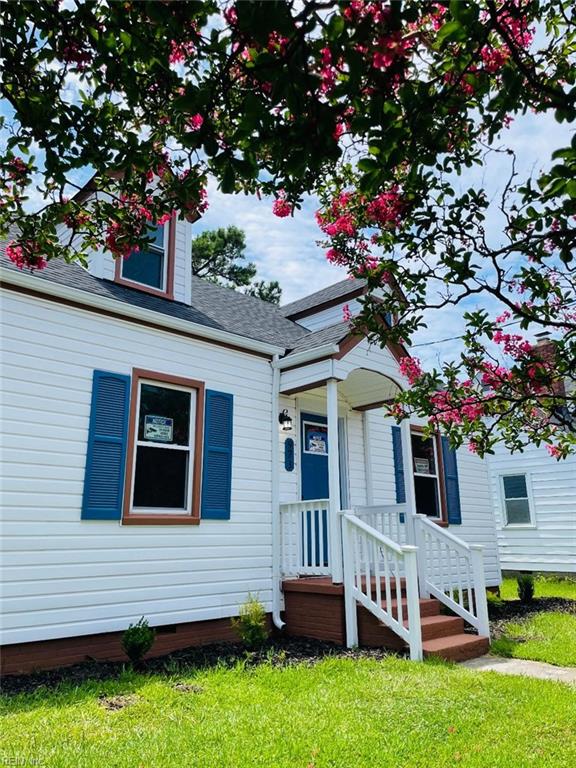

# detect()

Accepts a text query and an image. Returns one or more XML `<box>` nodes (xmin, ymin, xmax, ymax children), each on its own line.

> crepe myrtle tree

<box><xmin>1</xmin><ymin>0</ymin><xmax>575</xmax><ymax>455</ymax></box>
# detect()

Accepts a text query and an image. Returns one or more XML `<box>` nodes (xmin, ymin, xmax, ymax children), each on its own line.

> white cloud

<box><xmin>197</xmin><ymin>180</ymin><xmax>348</xmax><ymax>304</ymax></box>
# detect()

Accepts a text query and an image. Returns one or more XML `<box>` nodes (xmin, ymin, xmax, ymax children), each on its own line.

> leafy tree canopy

<box><xmin>192</xmin><ymin>225</ymin><xmax>282</xmax><ymax>304</ymax></box>
<box><xmin>1</xmin><ymin>0</ymin><xmax>575</xmax><ymax>455</ymax></box>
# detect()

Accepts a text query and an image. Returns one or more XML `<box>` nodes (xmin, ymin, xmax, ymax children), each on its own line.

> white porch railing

<box><xmin>280</xmin><ymin>500</ymin><xmax>331</xmax><ymax>577</ymax></box>
<box><xmin>353</xmin><ymin>504</ymin><xmax>408</xmax><ymax>546</ymax></box>
<box><xmin>413</xmin><ymin>514</ymin><xmax>490</xmax><ymax>638</ymax></box>
<box><xmin>341</xmin><ymin>511</ymin><xmax>423</xmax><ymax>660</ymax></box>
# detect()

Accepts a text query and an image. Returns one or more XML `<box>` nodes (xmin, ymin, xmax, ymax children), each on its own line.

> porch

<box><xmin>273</xmin><ymin>357</ymin><xmax>491</xmax><ymax>662</ymax></box>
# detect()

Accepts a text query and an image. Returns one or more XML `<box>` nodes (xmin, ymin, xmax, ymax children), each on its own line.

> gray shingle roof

<box><xmin>284</xmin><ymin>321</ymin><xmax>350</xmax><ymax>356</ymax></box>
<box><xmin>0</xmin><ymin>246</ymin><xmax>311</xmax><ymax>349</ymax></box>
<box><xmin>280</xmin><ymin>277</ymin><xmax>366</xmax><ymax>317</ymax></box>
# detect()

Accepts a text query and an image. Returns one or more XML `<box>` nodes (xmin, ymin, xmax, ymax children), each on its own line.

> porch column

<box><xmin>327</xmin><ymin>378</ymin><xmax>343</xmax><ymax>583</ymax></box>
<box><xmin>400</xmin><ymin>419</ymin><xmax>418</xmax><ymax>545</ymax></box>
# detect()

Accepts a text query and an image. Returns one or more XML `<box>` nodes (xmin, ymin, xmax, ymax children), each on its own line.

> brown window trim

<box><xmin>410</xmin><ymin>425</ymin><xmax>448</xmax><ymax>524</ymax></box>
<box><xmin>122</xmin><ymin>368</ymin><xmax>205</xmax><ymax>526</ymax></box>
<box><xmin>114</xmin><ymin>217</ymin><xmax>176</xmax><ymax>300</ymax></box>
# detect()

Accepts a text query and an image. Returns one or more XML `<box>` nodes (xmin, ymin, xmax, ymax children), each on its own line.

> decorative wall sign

<box><xmin>303</xmin><ymin>422</ymin><xmax>328</xmax><ymax>455</ymax></box>
<box><xmin>284</xmin><ymin>437</ymin><xmax>295</xmax><ymax>472</ymax></box>
<box><xmin>144</xmin><ymin>414</ymin><xmax>174</xmax><ymax>443</ymax></box>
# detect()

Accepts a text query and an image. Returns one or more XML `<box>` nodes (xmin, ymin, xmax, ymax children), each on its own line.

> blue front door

<box><xmin>301</xmin><ymin>412</ymin><xmax>329</xmax><ymax>500</ymax></box>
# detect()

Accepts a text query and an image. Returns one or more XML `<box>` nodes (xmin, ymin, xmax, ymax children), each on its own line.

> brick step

<box><xmin>422</xmin><ymin>633</ymin><xmax>490</xmax><ymax>662</ymax></box>
<box><xmin>358</xmin><ymin>577</ymin><xmax>407</xmax><ymax>597</ymax></box>
<box><xmin>418</xmin><ymin>614</ymin><xmax>465</xmax><ymax>640</ymax></box>
<box><xmin>387</xmin><ymin>597</ymin><xmax>441</xmax><ymax>618</ymax></box>
<box><xmin>358</xmin><ymin>607</ymin><xmax>465</xmax><ymax>649</ymax></box>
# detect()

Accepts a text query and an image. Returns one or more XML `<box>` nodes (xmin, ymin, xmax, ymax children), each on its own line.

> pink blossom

<box><xmin>223</xmin><ymin>4</ymin><xmax>237</xmax><ymax>25</ymax></box>
<box><xmin>366</xmin><ymin>187</ymin><xmax>404</xmax><ymax>228</ymax></box>
<box><xmin>546</xmin><ymin>444</ymin><xmax>562</xmax><ymax>459</ymax></box>
<box><xmin>342</xmin><ymin>303</ymin><xmax>352</xmax><ymax>323</ymax></box>
<box><xmin>325</xmin><ymin>248</ymin><xmax>348</xmax><ymax>266</ymax></box>
<box><xmin>169</xmin><ymin>39</ymin><xmax>195</xmax><ymax>65</ymax></box>
<box><xmin>372</xmin><ymin>32</ymin><xmax>412</xmax><ymax>69</ymax></box>
<box><xmin>388</xmin><ymin>401</ymin><xmax>406</xmax><ymax>420</ymax></box>
<box><xmin>6</xmin><ymin>240</ymin><xmax>47</xmax><ymax>271</ymax></box>
<box><xmin>272</xmin><ymin>191</ymin><xmax>292</xmax><ymax>218</ymax></box>
<box><xmin>399</xmin><ymin>356</ymin><xmax>423</xmax><ymax>385</ymax></box>
<box><xmin>323</xmin><ymin>213</ymin><xmax>357</xmax><ymax>237</ymax></box>
<box><xmin>6</xmin><ymin>157</ymin><xmax>28</xmax><ymax>181</ymax></box>
<box><xmin>187</xmin><ymin>113</ymin><xmax>204</xmax><ymax>131</ymax></box>
<box><xmin>495</xmin><ymin>310</ymin><xmax>511</xmax><ymax>324</ymax></box>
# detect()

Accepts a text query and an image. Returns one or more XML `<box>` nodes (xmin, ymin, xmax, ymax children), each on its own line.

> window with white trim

<box><xmin>121</xmin><ymin>224</ymin><xmax>167</xmax><ymax>291</ymax></box>
<box><xmin>501</xmin><ymin>474</ymin><xmax>532</xmax><ymax>525</ymax></box>
<box><xmin>411</xmin><ymin>431</ymin><xmax>442</xmax><ymax>518</ymax></box>
<box><xmin>131</xmin><ymin>378</ymin><xmax>197</xmax><ymax>514</ymax></box>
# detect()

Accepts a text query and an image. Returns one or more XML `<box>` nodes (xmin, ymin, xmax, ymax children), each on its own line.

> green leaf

<box><xmin>437</xmin><ymin>20</ymin><xmax>467</xmax><ymax>45</ymax></box>
<box><xmin>358</xmin><ymin>158</ymin><xmax>379</xmax><ymax>172</ymax></box>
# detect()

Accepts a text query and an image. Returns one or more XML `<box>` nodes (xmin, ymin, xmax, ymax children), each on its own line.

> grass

<box><xmin>492</xmin><ymin>575</ymin><xmax>576</xmax><ymax>667</ymax></box>
<box><xmin>492</xmin><ymin>613</ymin><xmax>576</xmax><ymax>667</ymax></box>
<box><xmin>2</xmin><ymin>657</ymin><xmax>576</xmax><ymax>768</ymax></box>
<box><xmin>500</xmin><ymin>574</ymin><xmax>576</xmax><ymax>601</ymax></box>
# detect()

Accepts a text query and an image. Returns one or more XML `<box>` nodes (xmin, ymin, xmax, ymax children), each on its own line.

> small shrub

<box><xmin>517</xmin><ymin>574</ymin><xmax>535</xmax><ymax>604</ymax></box>
<box><xmin>232</xmin><ymin>594</ymin><xmax>269</xmax><ymax>649</ymax></box>
<box><xmin>487</xmin><ymin>591</ymin><xmax>504</xmax><ymax>617</ymax></box>
<box><xmin>121</xmin><ymin>616</ymin><xmax>155</xmax><ymax>666</ymax></box>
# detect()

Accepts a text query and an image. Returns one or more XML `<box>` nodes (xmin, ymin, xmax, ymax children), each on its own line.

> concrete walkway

<box><xmin>461</xmin><ymin>654</ymin><xmax>576</xmax><ymax>685</ymax></box>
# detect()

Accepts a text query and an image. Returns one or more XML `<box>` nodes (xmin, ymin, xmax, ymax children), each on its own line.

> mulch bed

<box><xmin>490</xmin><ymin>597</ymin><xmax>576</xmax><ymax>640</ymax></box>
<box><xmin>1</xmin><ymin>637</ymin><xmax>400</xmax><ymax>697</ymax></box>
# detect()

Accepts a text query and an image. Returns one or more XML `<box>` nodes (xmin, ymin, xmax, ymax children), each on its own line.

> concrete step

<box><xmin>422</xmin><ymin>633</ymin><xmax>490</xmax><ymax>662</ymax></box>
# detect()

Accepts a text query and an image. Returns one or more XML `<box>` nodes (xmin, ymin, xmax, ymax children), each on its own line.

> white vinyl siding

<box><xmin>0</xmin><ymin>291</ymin><xmax>273</xmax><ymax>645</ymax></box>
<box><xmin>487</xmin><ymin>444</ymin><xmax>576</xmax><ymax>572</ymax></box>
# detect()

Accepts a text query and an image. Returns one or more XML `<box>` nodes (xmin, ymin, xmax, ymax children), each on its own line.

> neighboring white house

<box><xmin>487</xmin><ymin>442</ymin><xmax>576</xmax><ymax>574</ymax></box>
<box><xmin>0</xmin><ymin>199</ymin><xmax>501</xmax><ymax>673</ymax></box>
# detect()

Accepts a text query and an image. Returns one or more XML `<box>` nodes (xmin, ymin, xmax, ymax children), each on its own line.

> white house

<box><xmin>0</xmin><ymin>204</ymin><xmax>501</xmax><ymax>674</ymax></box>
<box><xmin>487</xmin><ymin>442</ymin><xmax>576</xmax><ymax>574</ymax></box>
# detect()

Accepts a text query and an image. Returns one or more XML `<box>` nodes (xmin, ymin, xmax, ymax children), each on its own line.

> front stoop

<box><xmin>422</xmin><ymin>634</ymin><xmax>490</xmax><ymax>662</ymax></box>
<box><xmin>282</xmin><ymin>577</ymin><xmax>490</xmax><ymax>662</ymax></box>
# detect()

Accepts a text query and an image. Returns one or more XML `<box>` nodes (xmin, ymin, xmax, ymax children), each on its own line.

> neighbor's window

<box><xmin>121</xmin><ymin>224</ymin><xmax>166</xmax><ymax>291</ymax></box>
<box><xmin>125</xmin><ymin>371</ymin><xmax>203</xmax><ymax>520</ymax></box>
<box><xmin>501</xmin><ymin>474</ymin><xmax>532</xmax><ymax>525</ymax></box>
<box><xmin>411</xmin><ymin>432</ymin><xmax>442</xmax><ymax>518</ymax></box>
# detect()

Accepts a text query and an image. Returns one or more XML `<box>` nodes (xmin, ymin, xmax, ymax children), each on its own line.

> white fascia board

<box><xmin>0</xmin><ymin>267</ymin><xmax>284</xmax><ymax>357</ymax></box>
<box><xmin>272</xmin><ymin>343</ymin><xmax>340</xmax><ymax>369</ymax></box>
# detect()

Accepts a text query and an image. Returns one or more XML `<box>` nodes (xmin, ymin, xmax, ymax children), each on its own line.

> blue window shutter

<box><xmin>441</xmin><ymin>436</ymin><xmax>462</xmax><ymax>525</ymax></box>
<box><xmin>81</xmin><ymin>370</ymin><xmax>130</xmax><ymax>520</ymax></box>
<box><xmin>391</xmin><ymin>425</ymin><xmax>406</xmax><ymax>505</ymax></box>
<box><xmin>201</xmin><ymin>390</ymin><xmax>234</xmax><ymax>520</ymax></box>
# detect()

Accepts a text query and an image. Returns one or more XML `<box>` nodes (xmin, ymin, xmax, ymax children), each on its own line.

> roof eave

<box><xmin>0</xmin><ymin>266</ymin><xmax>284</xmax><ymax>357</ymax></box>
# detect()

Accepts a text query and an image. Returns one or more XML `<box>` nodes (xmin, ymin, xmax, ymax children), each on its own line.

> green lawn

<box><xmin>2</xmin><ymin>657</ymin><xmax>576</xmax><ymax>768</ymax></box>
<box><xmin>500</xmin><ymin>574</ymin><xmax>576</xmax><ymax>601</ymax></box>
<box><xmin>492</xmin><ymin>612</ymin><xmax>576</xmax><ymax>667</ymax></box>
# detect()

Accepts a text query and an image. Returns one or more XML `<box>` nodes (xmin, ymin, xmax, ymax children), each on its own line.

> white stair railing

<box><xmin>280</xmin><ymin>500</ymin><xmax>331</xmax><ymax>577</ymax></box>
<box><xmin>342</xmin><ymin>511</ymin><xmax>423</xmax><ymax>661</ymax></box>
<box><xmin>413</xmin><ymin>514</ymin><xmax>490</xmax><ymax>638</ymax></box>
<box><xmin>353</xmin><ymin>504</ymin><xmax>408</xmax><ymax>545</ymax></box>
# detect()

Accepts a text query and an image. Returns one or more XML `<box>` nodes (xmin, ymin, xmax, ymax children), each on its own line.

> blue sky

<box><xmin>196</xmin><ymin>109</ymin><xmax>570</xmax><ymax>367</ymax></box>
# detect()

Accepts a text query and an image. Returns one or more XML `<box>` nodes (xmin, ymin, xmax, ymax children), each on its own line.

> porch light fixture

<box><xmin>278</xmin><ymin>409</ymin><xmax>293</xmax><ymax>432</ymax></box>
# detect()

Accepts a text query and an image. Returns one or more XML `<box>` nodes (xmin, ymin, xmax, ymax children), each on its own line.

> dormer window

<box><xmin>115</xmin><ymin>220</ymin><xmax>175</xmax><ymax>299</ymax></box>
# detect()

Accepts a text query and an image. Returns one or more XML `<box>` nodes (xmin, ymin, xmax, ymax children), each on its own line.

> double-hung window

<box><xmin>121</xmin><ymin>224</ymin><xmax>166</xmax><ymax>291</ymax></box>
<box><xmin>124</xmin><ymin>370</ymin><xmax>204</xmax><ymax>523</ymax></box>
<box><xmin>501</xmin><ymin>474</ymin><xmax>533</xmax><ymax>526</ymax></box>
<box><xmin>411</xmin><ymin>431</ymin><xmax>444</xmax><ymax>519</ymax></box>
<box><xmin>116</xmin><ymin>221</ymin><xmax>174</xmax><ymax>298</ymax></box>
